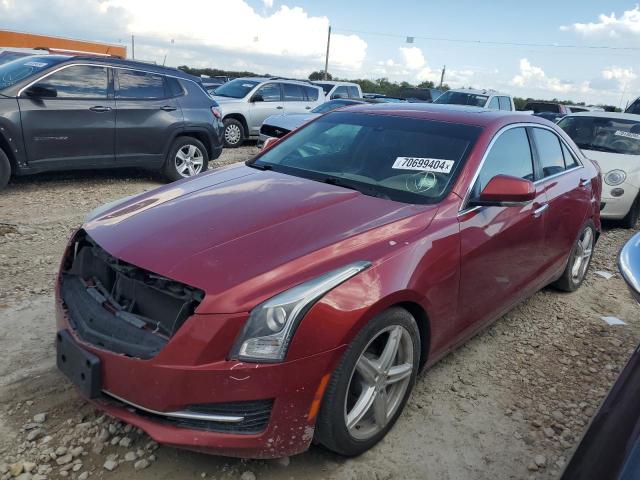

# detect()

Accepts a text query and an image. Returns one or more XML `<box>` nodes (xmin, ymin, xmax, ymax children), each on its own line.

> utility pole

<box><xmin>439</xmin><ymin>65</ymin><xmax>446</xmax><ymax>89</ymax></box>
<box><xmin>131</xmin><ymin>34</ymin><xmax>135</xmax><ymax>59</ymax></box>
<box><xmin>323</xmin><ymin>25</ymin><xmax>331</xmax><ymax>80</ymax></box>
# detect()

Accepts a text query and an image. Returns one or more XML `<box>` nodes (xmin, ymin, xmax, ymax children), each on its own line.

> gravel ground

<box><xmin>1</xmin><ymin>145</ymin><xmax>639</xmax><ymax>480</ymax></box>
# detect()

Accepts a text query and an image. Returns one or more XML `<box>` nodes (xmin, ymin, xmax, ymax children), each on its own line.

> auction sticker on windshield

<box><xmin>615</xmin><ymin>130</ymin><xmax>640</xmax><ymax>141</ymax></box>
<box><xmin>393</xmin><ymin>157</ymin><xmax>454</xmax><ymax>173</ymax></box>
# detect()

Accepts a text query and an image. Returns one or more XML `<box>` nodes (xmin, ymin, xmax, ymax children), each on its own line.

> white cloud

<box><xmin>399</xmin><ymin>46</ymin><xmax>425</xmax><ymax>70</ymax></box>
<box><xmin>510</xmin><ymin>58</ymin><xmax>574</xmax><ymax>93</ymax></box>
<box><xmin>561</xmin><ymin>5</ymin><xmax>640</xmax><ymax>38</ymax></box>
<box><xmin>602</xmin><ymin>66</ymin><xmax>637</xmax><ymax>83</ymax></box>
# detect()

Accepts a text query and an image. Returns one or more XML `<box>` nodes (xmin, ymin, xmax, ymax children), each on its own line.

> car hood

<box><xmin>582</xmin><ymin>150</ymin><xmax>640</xmax><ymax>188</ymax></box>
<box><xmin>263</xmin><ymin>113</ymin><xmax>320</xmax><ymax>132</ymax></box>
<box><xmin>84</xmin><ymin>164</ymin><xmax>436</xmax><ymax>313</ymax></box>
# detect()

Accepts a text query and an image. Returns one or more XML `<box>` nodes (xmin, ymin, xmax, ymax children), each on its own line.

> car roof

<box><xmin>337</xmin><ymin>102</ymin><xmax>551</xmax><ymax>128</ymax></box>
<box><xmin>312</xmin><ymin>80</ymin><xmax>359</xmax><ymax>86</ymax></box>
<box><xmin>566</xmin><ymin>111</ymin><xmax>640</xmax><ymax>121</ymax></box>
<box><xmin>447</xmin><ymin>88</ymin><xmax>510</xmax><ymax>97</ymax></box>
<box><xmin>232</xmin><ymin>76</ymin><xmax>320</xmax><ymax>88</ymax></box>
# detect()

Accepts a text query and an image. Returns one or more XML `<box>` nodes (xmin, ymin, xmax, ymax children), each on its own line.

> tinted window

<box><xmin>256</xmin><ymin>83</ymin><xmax>281</xmax><ymax>102</ymax></box>
<box><xmin>0</xmin><ymin>56</ymin><xmax>64</xmax><ymax>90</ymax></box>
<box><xmin>434</xmin><ymin>91</ymin><xmax>489</xmax><ymax>107</ymax></box>
<box><xmin>347</xmin><ymin>86</ymin><xmax>360</xmax><ymax>98</ymax></box>
<box><xmin>34</xmin><ymin>65</ymin><xmax>108</xmax><ymax>98</ymax></box>
<box><xmin>332</xmin><ymin>86</ymin><xmax>349</xmax><ymax>99</ymax></box>
<box><xmin>472</xmin><ymin>128</ymin><xmax>534</xmax><ymax>197</ymax></box>
<box><xmin>252</xmin><ymin>111</ymin><xmax>481</xmax><ymax>204</ymax></box>
<box><xmin>498</xmin><ymin>97</ymin><xmax>512</xmax><ymax>111</ymax></box>
<box><xmin>561</xmin><ymin>142</ymin><xmax>579</xmax><ymax>169</ymax></box>
<box><xmin>167</xmin><ymin>77</ymin><xmax>185</xmax><ymax>97</ymax></box>
<box><xmin>314</xmin><ymin>82</ymin><xmax>333</xmax><ymax>94</ymax></box>
<box><xmin>558</xmin><ymin>115</ymin><xmax>640</xmax><ymax>155</ymax></box>
<box><xmin>304</xmin><ymin>86</ymin><xmax>319</xmax><ymax>101</ymax></box>
<box><xmin>488</xmin><ymin>97</ymin><xmax>500</xmax><ymax>110</ymax></box>
<box><xmin>283</xmin><ymin>83</ymin><xmax>304</xmax><ymax>101</ymax></box>
<box><xmin>525</xmin><ymin>103</ymin><xmax>561</xmax><ymax>114</ymax></box>
<box><xmin>627</xmin><ymin>98</ymin><xmax>640</xmax><ymax>115</ymax></box>
<box><xmin>213</xmin><ymin>79</ymin><xmax>259</xmax><ymax>98</ymax></box>
<box><xmin>532</xmin><ymin>128</ymin><xmax>565</xmax><ymax>177</ymax></box>
<box><xmin>117</xmin><ymin>70</ymin><xmax>166</xmax><ymax>99</ymax></box>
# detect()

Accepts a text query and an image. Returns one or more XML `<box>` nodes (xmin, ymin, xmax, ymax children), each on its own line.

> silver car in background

<box><xmin>211</xmin><ymin>77</ymin><xmax>324</xmax><ymax>147</ymax></box>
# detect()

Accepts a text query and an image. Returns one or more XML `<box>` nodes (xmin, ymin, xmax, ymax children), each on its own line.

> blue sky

<box><xmin>2</xmin><ymin>0</ymin><xmax>639</xmax><ymax>106</ymax></box>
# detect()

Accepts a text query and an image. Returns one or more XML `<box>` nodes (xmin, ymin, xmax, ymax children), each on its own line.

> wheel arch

<box><xmin>175</xmin><ymin>130</ymin><xmax>212</xmax><ymax>159</ymax></box>
<box><xmin>223</xmin><ymin>113</ymin><xmax>249</xmax><ymax>138</ymax></box>
<box><xmin>0</xmin><ymin>133</ymin><xmax>17</xmax><ymax>172</ymax></box>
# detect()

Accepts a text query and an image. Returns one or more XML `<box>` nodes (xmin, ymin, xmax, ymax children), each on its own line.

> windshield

<box><xmin>434</xmin><ymin>91</ymin><xmax>489</xmax><ymax>107</ymax></box>
<box><xmin>314</xmin><ymin>82</ymin><xmax>334</xmax><ymax>94</ymax></box>
<box><xmin>558</xmin><ymin>116</ymin><xmax>640</xmax><ymax>155</ymax></box>
<box><xmin>212</xmin><ymin>78</ymin><xmax>259</xmax><ymax>98</ymax></box>
<box><xmin>0</xmin><ymin>55</ymin><xmax>62</xmax><ymax>90</ymax></box>
<box><xmin>311</xmin><ymin>100</ymin><xmax>357</xmax><ymax>114</ymax></box>
<box><xmin>249</xmin><ymin>111</ymin><xmax>481</xmax><ymax>204</ymax></box>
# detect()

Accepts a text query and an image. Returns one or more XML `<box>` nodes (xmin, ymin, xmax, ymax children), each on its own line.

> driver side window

<box><xmin>255</xmin><ymin>83</ymin><xmax>281</xmax><ymax>102</ymax></box>
<box><xmin>471</xmin><ymin>127</ymin><xmax>534</xmax><ymax>199</ymax></box>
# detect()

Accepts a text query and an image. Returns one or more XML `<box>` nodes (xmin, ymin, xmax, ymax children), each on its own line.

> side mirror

<box><xmin>262</xmin><ymin>136</ymin><xmax>280</xmax><ymax>151</ymax></box>
<box><xmin>24</xmin><ymin>84</ymin><xmax>57</xmax><ymax>98</ymax></box>
<box><xmin>469</xmin><ymin>175</ymin><xmax>535</xmax><ymax>207</ymax></box>
<box><xmin>619</xmin><ymin>231</ymin><xmax>640</xmax><ymax>303</ymax></box>
<box><xmin>252</xmin><ymin>93</ymin><xmax>264</xmax><ymax>103</ymax></box>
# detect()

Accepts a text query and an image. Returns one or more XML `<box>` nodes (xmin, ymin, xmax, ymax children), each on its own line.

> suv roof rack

<box><xmin>268</xmin><ymin>76</ymin><xmax>316</xmax><ymax>85</ymax></box>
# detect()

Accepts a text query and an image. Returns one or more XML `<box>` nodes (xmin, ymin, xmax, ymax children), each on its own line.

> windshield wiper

<box><xmin>322</xmin><ymin>176</ymin><xmax>390</xmax><ymax>200</ymax></box>
<box><xmin>246</xmin><ymin>161</ymin><xmax>272</xmax><ymax>171</ymax></box>
<box><xmin>577</xmin><ymin>143</ymin><xmax>621</xmax><ymax>154</ymax></box>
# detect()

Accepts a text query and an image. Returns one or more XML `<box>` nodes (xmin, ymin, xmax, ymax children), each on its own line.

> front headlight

<box><xmin>605</xmin><ymin>169</ymin><xmax>626</xmax><ymax>186</ymax></box>
<box><xmin>229</xmin><ymin>261</ymin><xmax>371</xmax><ymax>363</ymax></box>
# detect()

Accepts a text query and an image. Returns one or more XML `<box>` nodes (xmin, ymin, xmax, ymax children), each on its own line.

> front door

<box><xmin>19</xmin><ymin>64</ymin><xmax>115</xmax><ymax>167</ymax></box>
<box><xmin>248</xmin><ymin>82</ymin><xmax>283</xmax><ymax>136</ymax></box>
<box><xmin>457</xmin><ymin>126</ymin><xmax>549</xmax><ymax>334</ymax></box>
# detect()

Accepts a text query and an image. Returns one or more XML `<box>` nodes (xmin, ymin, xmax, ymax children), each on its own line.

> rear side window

<box><xmin>167</xmin><ymin>77</ymin><xmax>185</xmax><ymax>97</ymax></box>
<box><xmin>488</xmin><ymin>97</ymin><xmax>500</xmax><ymax>110</ymax></box>
<box><xmin>303</xmin><ymin>86</ymin><xmax>319</xmax><ymax>101</ymax></box>
<box><xmin>347</xmin><ymin>86</ymin><xmax>360</xmax><ymax>98</ymax></box>
<box><xmin>532</xmin><ymin>128</ymin><xmax>565</xmax><ymax>178</ymax></box>
<box><xmin>472</xmin><ymin>127</ymin><xmax>534</xmax><ymax>197</ymax></box>
<box><xmin>117</xmin><ymin>70</ymin><xmax>166</xmax><ymax>99</ymax></box>
<box><xmin>561</xmin><ymin>143</ymin><xmax>579</xmax><ymax>169</ymax></box>
<box><xmin>498</xmin><ymin>97</ymin><xmax>512</xmax><ymax>111</ymax></box>
<box><xmin>35</xmin><ymin>65</ymin><xmax>108</xmax><ymax>98</ymax></box>
<box><xmin>283</xmin><ymin>83</ymin><xmax>305</xmax><ymax>101</ymax></box>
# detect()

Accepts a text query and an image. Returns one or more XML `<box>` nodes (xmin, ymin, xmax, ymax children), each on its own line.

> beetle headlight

<box><xmin>229</xmin><ymin>261</ymin><xmax>371</xmax><ymax>363</ymax></box>
<box><xmin>605</xmin><ymin>169</ymin><xmax>626</xmax><ymax>186</ymax></box>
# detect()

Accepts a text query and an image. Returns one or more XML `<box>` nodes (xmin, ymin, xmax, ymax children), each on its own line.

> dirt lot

<box><xmin>1</xmin><ymin>145</ymin><xmax>639</xmax><ymax>480</ymax></box>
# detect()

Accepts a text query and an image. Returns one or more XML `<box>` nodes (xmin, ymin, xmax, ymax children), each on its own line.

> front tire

<box><xmin>553</xmin><ymin>220</ymin><xmax>595</xmax><ymax>292</ymax></box>
<box><xmin>222</xmin><ymin>118</ymin><xmax>245</xmax><ymax>148</ymax></box>
<box><xmin>0</xmin><ymin>149</ymin><xmax>11</xmax><ymax>190</ymax></box>
<box><xmin>163</xmin><ymin>137</ymin><xmax>208</xmax><ymax>182</ymax></box>
<box><xmin>315</xmin><ymin>307</ymin><xmax>420</xmax><ymax>456</ymax></box>
<box><xmin>621</xmin><ymin>195</ymin><xmax>640</xmax><ymax>229</ymax></box>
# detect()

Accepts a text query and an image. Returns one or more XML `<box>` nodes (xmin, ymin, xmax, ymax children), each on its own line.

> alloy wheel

<box><xmin>344</xmin><ymin>325</ymin><xmax>414</xmax><ymax>440</ymax></box>
<box><xmin>571</xmin><ymin>227</ymin><xmax>594</xmax><ymax>283</ymax></box>
<box><xmin>224</xmin><ymin>124</ymin><xmax>242</xmax><ymax>145</ymax></box>
<box><xmin>175</xmin><ymin>145</ymin><xmax>204</xmax><ymax>177</ymax></box>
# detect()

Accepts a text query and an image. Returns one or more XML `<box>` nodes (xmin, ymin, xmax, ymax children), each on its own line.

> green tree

<box><xmin>308</xmin><ymin>70</ymin><xmax>332</xmax><ymax>81</ymax></box>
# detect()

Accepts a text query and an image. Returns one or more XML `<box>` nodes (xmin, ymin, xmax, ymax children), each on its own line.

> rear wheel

<box><xmin>162</xmin><ymin>137</ymin><xmax>208</xmax><ymax>182</ymax></box>
<box><xmin>621</xmin><ymin>195</ymin><xmax>640</xmax><ymax>229</ymax></box>
<box><xmin>553</xmin><ymin>221</ymin><xmax>595</xmax><ymax>292</ymax></box>
<box><xmin>222</xmin><ymin>118</ymin><xmax>245</xmax><ymax>148</ymax></box>
<box><xmin>0</xmin><ymin>149</ymin><xmax>10</xmax><ymax>191</ymax></box>
<box><xmin>315</xmin><ymin>307</ymin><xmax>420</xmax><ymax>456</ymax></box>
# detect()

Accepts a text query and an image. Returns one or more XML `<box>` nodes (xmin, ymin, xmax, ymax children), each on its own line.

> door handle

<box><xmin>532</xmin><ymin>203</ymin><xmax>549</xmax><ymax>218</ymax></box>
<box><xmin>160</xmin><ymin>105</ymin><xmax>177</xmax><ymax>111</ymax></box>
<box><xmin>305</xmin><ymin>106</ymin><xmax>311</xmax><ymax>110</ymax></box>
<box><xmin>579</xmin><ymin>178</ymin><xmax>591</xmax><ymax>188</ymax></box>
<box><xmin>89</xmin><ymin>106</ymin><xmax>112</xmax><ymax>112</ymax></box>
<box><xmin>276</xmin><ymin>106</ymin><xmax>284</xmax><ymax>110</ymax></box>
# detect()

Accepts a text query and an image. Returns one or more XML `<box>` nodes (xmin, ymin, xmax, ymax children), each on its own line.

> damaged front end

<box><xmin>60</xmin><ymin>230</ymin><xmax>204</xmax><ymax>359</ymax></box>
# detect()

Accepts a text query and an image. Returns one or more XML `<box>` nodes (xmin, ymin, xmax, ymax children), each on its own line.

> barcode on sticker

<box><xmin>392</xmin><ymin>157</ymin><xmax>454</xmax><ymax>173</ymax></box>
<box><xmin>615</xmin><ymin>130</ymin><xmax>640</xmax><ymax>140</ymax></box>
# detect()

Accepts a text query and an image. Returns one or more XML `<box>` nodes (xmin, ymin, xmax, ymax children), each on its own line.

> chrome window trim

<box><xmin>102</xmin><ymin>390</ymin><xmax>245</xmax><ymax>423</ymax></box>
<box><xmin>17</xmin><ymin>62</ymin><xmax>203</xmax><ymax>97</ymax></box>
<box><xmin>458</xmin><ymin>123</ymin><xmax>584</xmax><ymax>215</ymax></box>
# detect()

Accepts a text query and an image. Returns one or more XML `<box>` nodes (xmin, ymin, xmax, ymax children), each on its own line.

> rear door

<box><xmin>18</xmin><ymin>64</ymin><xmax>115</xmax><ymax>167</ymax></box>
<box><xmin>458</xmin><ymin>126</ymin><xmax>549</xmax><ymax>334</ymax></box>
<box><xmin>282</xmin><ymin>83</ymin><xmax>312</xmax><ymax>114</ymax></box>
<box><xmin>530</xmin><ymin>127</ymin><xmax>591</xmax><ymax>275</ymax></box>
<box><xmin>114</xmin><ymin>69</ymin><xmax>182</xmax><ymax>166</ymax></box>
<box><xmin>248</xmin><ymin>82</ymin><xmax>283</xmax><ymax>136</ymax></box>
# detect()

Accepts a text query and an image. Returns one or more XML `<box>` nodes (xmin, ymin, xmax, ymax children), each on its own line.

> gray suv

<box><xmin>211</xmin><ymin>77</ymin><xmax>324</xmax><ymax>147</ymax></box>
<box><xmin>0</xmin><ymin>55</ymin><xmax>224</xmax><ymax>190</ymax></box>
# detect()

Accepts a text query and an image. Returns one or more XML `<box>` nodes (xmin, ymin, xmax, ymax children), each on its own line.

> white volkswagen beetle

<box><xmin>558</xmin><ymin>112</ymin><xmax>640</xmax><ymax>228</ymax></box>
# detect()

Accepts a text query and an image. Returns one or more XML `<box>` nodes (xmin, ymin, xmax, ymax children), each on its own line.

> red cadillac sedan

<box><xmin>55</xmin><ymin>104</ymin><xmax>601</xmax><ymax>459</ymax></box>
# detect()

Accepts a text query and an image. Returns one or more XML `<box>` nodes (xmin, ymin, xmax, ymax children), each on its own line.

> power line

<box><xmin>333</xmin><ymin>27</ymin><xmax>640</xmax><ymax>51</ymax></box>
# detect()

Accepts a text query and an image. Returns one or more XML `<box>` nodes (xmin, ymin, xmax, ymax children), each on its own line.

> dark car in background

<box><xmin>525</xmin><ymin>102</ymin><xmax>570</xmax><ymax>122</ymax></box>
<box><xmin>399</xmin><ymin>87</ymin><xmax>443</xmax><ymax>103</ymax></box>
<box><xmin>0</xmin><ymin>55</ymin><xmax>224</xmax><ymax>189</ymax></box>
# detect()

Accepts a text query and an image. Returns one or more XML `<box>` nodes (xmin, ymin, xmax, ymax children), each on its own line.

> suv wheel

<box><xmin>315</xmin><ymin>307</ymin><xmax>420</xmax><ymax>456</ymax></box>
<box><xmin>223</xmin><ymin>118</ymin><xmax>244</xmax><ymax>148</ymax></box>
<box><xmin>163</xmin><ymin>137</ymin><xmax>209</xmax><ymax>182</ymax></box>
<box><xmin>0</xmin><ymin>149</ymin><xmax>11</xmax><ymax>191</ymax></box>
